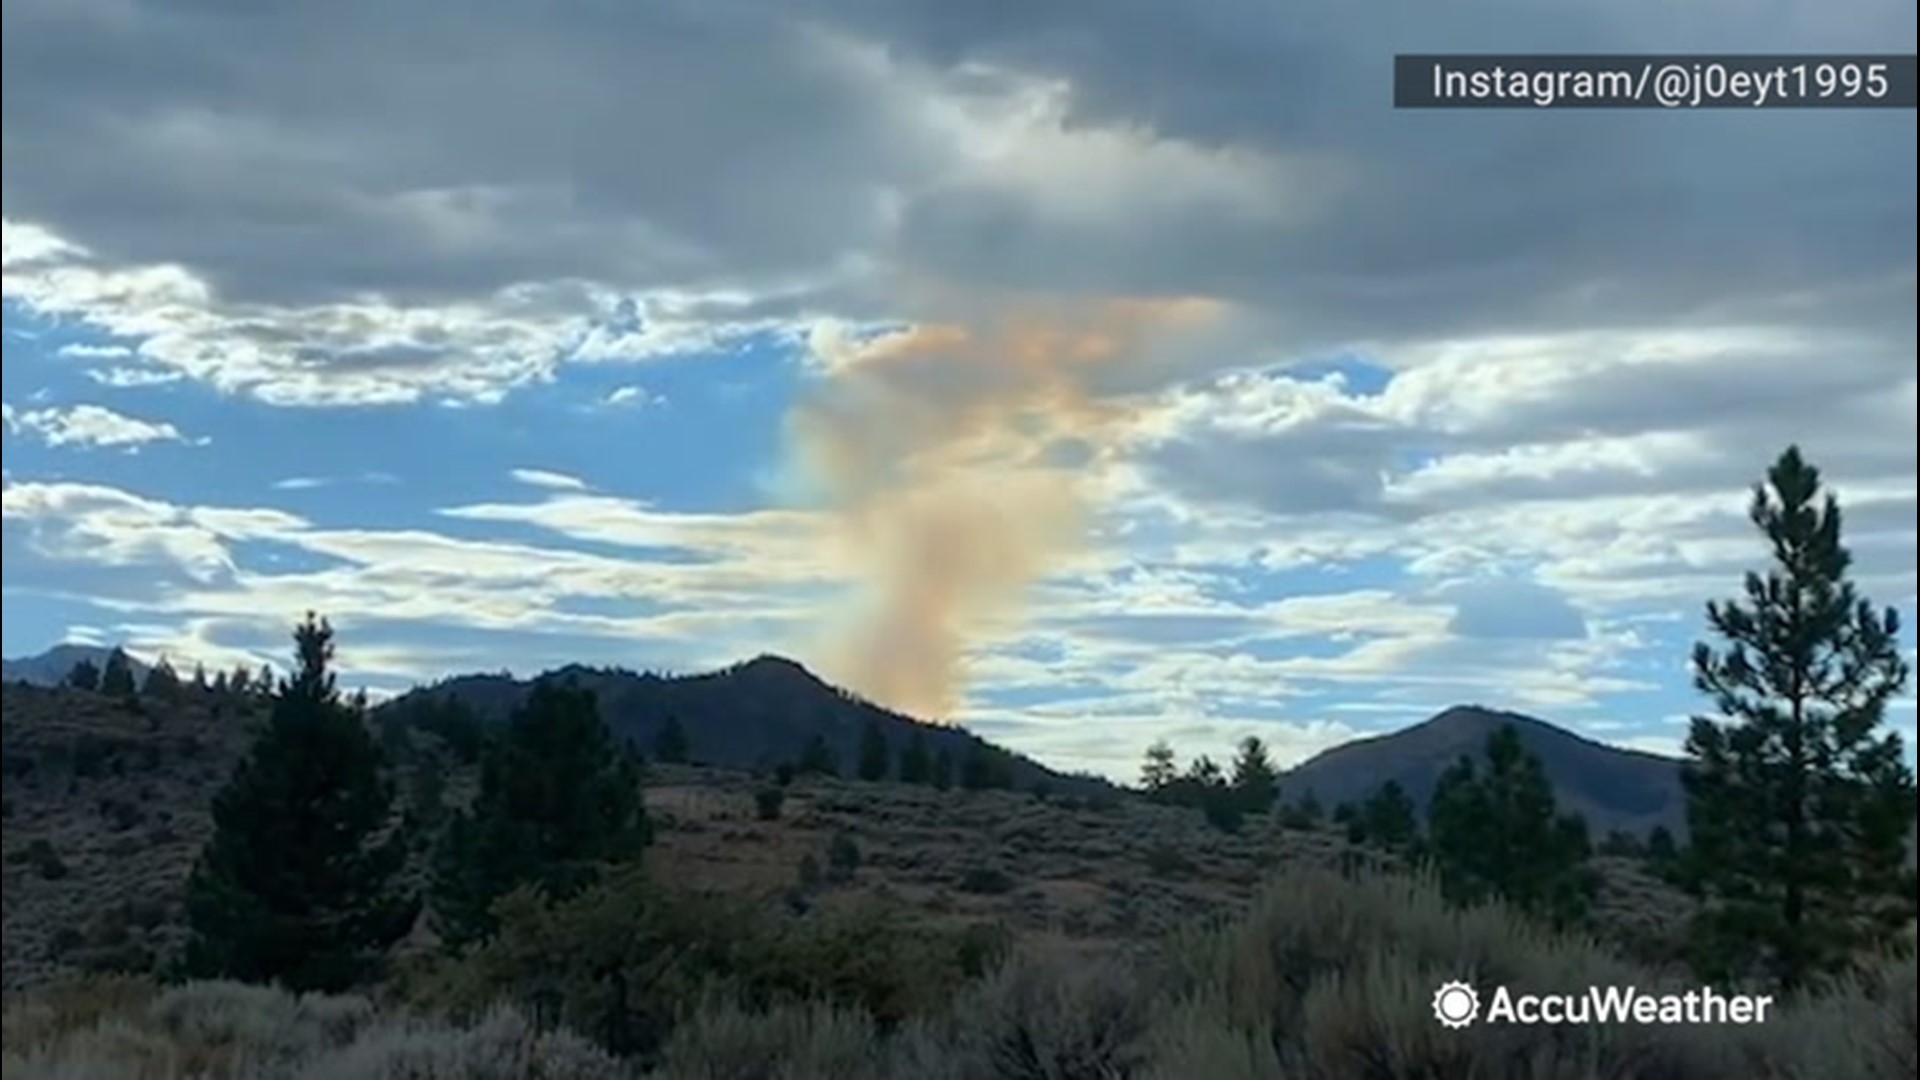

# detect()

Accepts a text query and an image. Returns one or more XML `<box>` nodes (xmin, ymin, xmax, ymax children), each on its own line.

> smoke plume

<box><xmin>787</xmin><ymin>295</ymin><xmax>1223</xmax><ymax>720</ymax></box>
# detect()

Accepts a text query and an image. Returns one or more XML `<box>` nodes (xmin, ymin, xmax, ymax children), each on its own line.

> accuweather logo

<box><xmin>1431</xmin><ymin>980</ymin><xmax>1774</xmax><ymax>1028</ymax></box>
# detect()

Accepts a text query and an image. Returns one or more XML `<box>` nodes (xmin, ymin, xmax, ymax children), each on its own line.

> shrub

<box><xmin>826</xmin><ymin>831</ymin><xmax>862</xmax><ymax>884</ymax></box>
<box><xmin>413</xmin><ymin>868</ymin><xmax>1002</xmax><ymax>1063</ymax></box>
<box><xmin>957</xmin><ymin>866</ymin><xmax>1015</xmax><ymax>896</ymax></box>
<box><xmin>755</xmin><ymin>786</ymin><xmax>786</xmax><ymax>821</ymax></box>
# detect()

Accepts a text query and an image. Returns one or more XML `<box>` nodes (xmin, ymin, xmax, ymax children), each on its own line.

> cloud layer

<box><xmin>3</xmin><ymin>0</ymin><xmax>1914</xmax><ymax>775</ymax></box>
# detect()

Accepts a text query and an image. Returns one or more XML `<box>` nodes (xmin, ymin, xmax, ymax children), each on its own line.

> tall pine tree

<box><xmin>1681</xmin><ymin>446</ymin><xmax>1915</xmax><ymax>993</ymax></box>
<box><xmin>183</xmin><ymin>614</ymin><xmax>417</xmax><ymax>991</ymax></box>
<box><xmin>432</xmin><ymin>678</ymin><xmax>650</xmax><ymax>947</ymax></box>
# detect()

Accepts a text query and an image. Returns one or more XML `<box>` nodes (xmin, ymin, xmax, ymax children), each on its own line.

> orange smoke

<box><xmin>789</xmin><ymin>295</ymin><xmax>1224</xmax><ymax>720</ymax></box>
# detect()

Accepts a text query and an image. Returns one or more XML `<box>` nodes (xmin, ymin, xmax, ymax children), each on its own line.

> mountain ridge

<box><xmin>1280</xmin><ymin>703</ymin><xmax>1689</xmax><ymax>838</ymax></box>
<box><xmin>1</xmin><ymin>643</ymin><xmax>153</xmax><ymax>689</ymax></box>
<box><xmin>381</xmin><ymin>652</ymin><xmax>1123</xmax><ymax>799</ymax></box>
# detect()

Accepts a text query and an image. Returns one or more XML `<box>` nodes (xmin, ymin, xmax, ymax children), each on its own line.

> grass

<box><xmin>4</xmin><ymin>867</ymin><xmax>1911</xmax><ymax>1079</ymax></box>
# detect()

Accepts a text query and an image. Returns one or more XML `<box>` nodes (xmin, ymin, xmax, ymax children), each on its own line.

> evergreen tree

<box><xmin>191</xmin><ymin>663</ymin><xmax>210</xmax><ymax>693</ymax></box>
<box><xmin>1353</xmin><ymin>780</ymin><xmax>1419</xmax><ymax>854</ymax></box>
<box><xmin>257</xmin><ymin>664</ymin><xmax>276</xmax><ymax>697</ymax></box>
<box><xmin>856</xmin><ymin>719</ymin><xmax>890</xmax><ymax>782</ymax></box>
<box><xmin>100</xmin><ymin>649</ymin><xmax>138</xmax><ymax>697</ymax></box>
<box><xmin>432</xmin><ymin>678</ymin><xmax>649</xmax><ymax>948</ymax></box>
<box><xmin>796</xmin><ymin>733</ymin><xmax>838</xmax><ymax>778</ymax></box>
<box><xmin>1681</xmin><ymin>447</ymin><xmax>1916</xmax><ymax>993</ymax></box>
<box><xmin>1278</xmin><ymin>791</ymin><xmax>1325</xmax><ymax>830</ymax></box>
<box><xmin>1428</xmin><ymin>725</ymin><xmax>1595</xmax><ymax>927</ymax></box>
<box><xmin>652</xmin><ymin>714</ymin><xmax>690</xmax><ymax>765</ymax></box>
<box><xmin>66</xmin><ymin>659</ymin><xmax>101</xmax><ymax>691</ymax></box>
<box><xmin>183</xmin><ymin>614</ymin><xmax>417</xmax><ymax>991</ymax></box>
<box><xmin>1229</xmin><ymin>736</ymin><xmax>1280</xmax><ymax>814</ymax></box>
<box><xmin>1139</xmin><ymin>739</ymin><xmax>1179</xmax><ymax>793</ymax></box>
<box><xmin>931</xmin><ymin>746</ymin><xmax>956</xmax><ymax>790</ymax></box>
<box><xmin>142</xmin><ymin>657</ymin><xmax>183</xmax><ymax>702</ymax></box>
<box><xmin>960</xmin><ymin>740</ymin><xmax>1012</xmax><ymax>790</ymax></box>
<box><xmin>228</xmin><ymin>664</ymin><xmax>253</xmax><ymax>698</ymax></box>
<box><xmin>1646</xmin><ymin>826</ymin><xmax>1678</xmax><ymax>863</ymax></box>
<box><xmin>898</xmin><ymin>729</ymin><xmax>933</xmax><ymax>785</ymax></box>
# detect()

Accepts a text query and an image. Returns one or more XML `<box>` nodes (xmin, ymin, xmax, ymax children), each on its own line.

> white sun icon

<box><xmin>1432</xmin><ymin>980</ymin><xmax>1481</xmax><ymax>1029</ymax></box>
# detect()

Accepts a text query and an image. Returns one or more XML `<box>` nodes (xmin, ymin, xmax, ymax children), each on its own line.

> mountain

<box><xmin>1281</xmin><ymin>705</ymin><xmax>1688</xmax><ymax>839</ymax></box>
<box><xmin>1</xmin><ymin>644</ymin><xmax>151</xmax><ymax>689</ymax></box>
<box><xmin>380</xmin><ymin>654</ymin><xmax>1119</xmax><ymax>798</ymax></box>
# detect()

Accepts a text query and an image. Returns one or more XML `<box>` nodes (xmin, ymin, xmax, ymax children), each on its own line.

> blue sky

<box><xmin>3</xmin><ymin>1</ymin><xmax>1915</xmax><ymax>780</ymax></box>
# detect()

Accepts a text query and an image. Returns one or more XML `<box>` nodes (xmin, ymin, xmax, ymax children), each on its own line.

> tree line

<box><xmin>1136</xmin><ymin>447</ymin><xmax>1916</xmax><ymax>990</ymax></box>
<box><xmin>148</xmin><ymin>445</ymin><xmax>1910</xmax><ymax>1001</ymax></box>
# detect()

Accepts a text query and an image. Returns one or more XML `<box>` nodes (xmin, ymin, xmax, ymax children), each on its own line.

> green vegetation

<box><xmin>1681</xmin><ymin>445</ymin><xmax>1918</xmax><ymax>993</ymax></box>
<box><xmin>856</xmin><ymin>718</ymin><xmax>889</xmax><ymax>782</ymax></box>
<box><xmin>651</xmin><ymin>714</ymin><xmax>690</xmax><ymax>765</ymax></box>
<box><xmin>10</xmin><ymin>868</ymin><xmax>1913</xmax><ymax>1079</ymax></box>
<box><xmin>431</xmin><ymin>678</ymin><xmax>651</xmax><ymax>949</ymax></box>
<box><xmin>181</xmin><ymin>614</ymin><xmax>418</xmax><ymax>992</ymax></box>
<box><xmin>7</xmin><ymin>448</ymin><xmax>1914</xmax><ymax>1077</ymax></box>
<box><xmin>1427</xmin><ymin>724</ymin><xmax>1597</xmax><ymax>928</ymax></box>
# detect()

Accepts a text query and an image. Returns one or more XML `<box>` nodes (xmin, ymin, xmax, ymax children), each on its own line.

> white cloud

<box><xmin>603</xmin><ymin>385</ymin><xmax>659</xmax><ymax>408</ymax></box>
<box><xmin>508</xmin><ymin>468</ymin><xmax>590</xmax><ymax>492</ymax></box>
<box><xmin>2</xmin><ymin>402</ymin><xmax>201</xmax><ymax>449</ymax></box>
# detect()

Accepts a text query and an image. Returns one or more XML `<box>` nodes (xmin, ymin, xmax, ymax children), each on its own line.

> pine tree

<box><xmin>191</xmin><ymin>663</ymin><xmax>210</xmax><ymax>693</ymax></box>
<box><xmin>1139</xmin><ymin>739</ymin><xmax>1178</xmax><ymax>793</ymax></box>
<box><xmin>960</xmin><ymin>741</ymin><xmax>994</xmax><ymax>790</ymax></box>
<box><xmin>856</xmin><ymin>719</ymin><xmax>890</xmax><ymax>782</ymax></box>
<box><xmin>432</xmin><ymin>678</ymin><xmax>649</xmax><ymax>947</ymax></box>
<box><xmin>796</xmin><ymin>733</ymin><xmax>838</xmax><ymax>778</ymax></box>
<box><xmin>1428</xmin><ymin>725</ymin><xmax>1595</xmax><ymax>927</ymax></box>
<box><xmin>652</xmin><ymin>714</ymin><xmax>690</xmax><ymax>765</ymax></box>
<box><xmin>100</xmin><ymin>649</ymin><xmax>138</xmax><ymax>697</ymax></box>
<box><xmin>228</xmin><ymin>664</ymin><xmax>253</xmax><ymax>698</ymax></box>
<box><xmin>1353</xmin><ymin>780</ymin><xmax>1419</xmax><ymax>853</ymax></box>
<box><xmin>67</xmin><ymin>659</ymin><xmax>101</xmax><ymax>691</ymax></box>
<box><xmin>182</xmin><ymin>614</ymin><xmax>417</xmax><ymax>991</ymax></box>
<box><xmin>1681</xmin><ymin>447</ymin><xmax>1916</xmax><ymax>993</ymax></box>
<box><xmin>898</xmin><ymin>730</ymin><xmax>933</xmax><ymax>785</ymax></box>
<box><xmin>142</xmin><ymin>657</ymin><xmax>183</xmax><ymax>702</ymax></box>
<box><xmin>1229</xmin><ymin>736</ymin><xmax>1280</xmax><ymax>814</ymax></box>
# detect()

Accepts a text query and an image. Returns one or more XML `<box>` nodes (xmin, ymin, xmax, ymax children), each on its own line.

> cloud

<box><xmin>1</xmin><ymin>1</ymin><xmax>1914</xmax><ymax>774</ymax></box>
<box><xmin>508</xmin><ymin>468</ymin><xmax>590</xmax><ymax>492</ymax></box>
<box><xmin>603</xmin><ymin>385</ymin><xmax>659</xmax><ymax>408</ymax></box>
<box><xmin>2</xmin><ymin>401</ymin><xmax>200</xmax><ymax>449</ymax></box>
<box><xmin>271</xmin><ymin>472</ymin><xmax>399</xmax><ymax>492</ymax></box>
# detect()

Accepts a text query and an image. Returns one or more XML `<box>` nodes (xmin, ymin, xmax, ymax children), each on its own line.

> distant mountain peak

<box><xmin>1283</xmin><ymin>703</ymin><xmax>1688</xmax><ymax>838</ymax></box>
<box><xmin>2</xmin><ymin>642</ymin><xmax>153</xmax><ymax>688</ymax></box>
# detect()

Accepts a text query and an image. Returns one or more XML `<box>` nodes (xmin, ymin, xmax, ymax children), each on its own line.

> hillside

<box><xmin>385</xmin><ymin>654</ymin><xmax>1119</xmax><ymax>798</ymax></box>
<box><xmin>0</xmin><ymin>680</ymin><xmax>1700</xmax><ymax>995</ymax></box>
<box><xmin>1282</xmin><ymin>704</ymin><xmax>1689</xmax><ymax>839</ymax></box>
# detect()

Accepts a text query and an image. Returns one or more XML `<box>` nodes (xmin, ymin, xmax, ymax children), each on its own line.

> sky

<box><xmin>2</xmin><ymin>1</ymin><xmax>1915</xmax><ymax>782</ymax></box>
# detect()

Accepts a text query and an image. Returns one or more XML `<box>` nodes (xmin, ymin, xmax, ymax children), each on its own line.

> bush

<box><xmin>826</xmin><ymin>831</ymin><xmax>862</xmax><ymax>884</ymax></box>
<box><xmin>956</xmin><ymin>866</ymin><xmax>1015</xmax><ymax>896</ymax></box>
<box><xmin>0</xmin><ymin>979</ymin><xmax>620</xmax><ymax>1079</ymax></box>
<box><xmin>13</xmin><ymin>838</ymin><xmax>69</xmax><ymax>880</ymax></box>
<box><xmin>755</xmin><ymin>786</ymin><xmax>786</xmax><ymax>821</ymax></box>
<box><xmin>411</xmin><ymin>868</ymin><xmax>999</xmax><ymax>1064</ymax></box>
